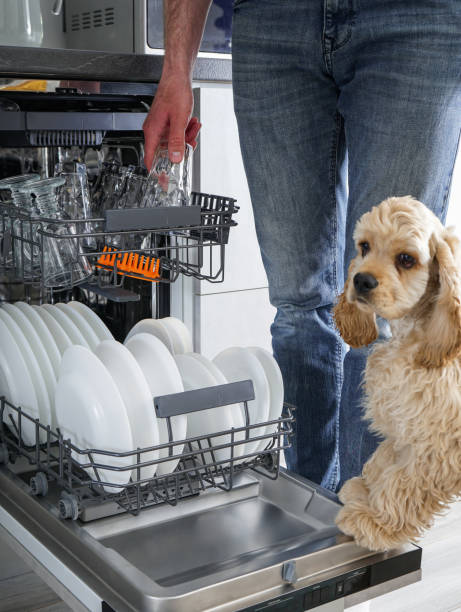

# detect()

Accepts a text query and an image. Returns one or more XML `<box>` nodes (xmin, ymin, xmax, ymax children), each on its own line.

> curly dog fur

<box><xmin>334</xmin><ymin>196</ymin><xmax>461</xmax><ymax>551</ymax></box>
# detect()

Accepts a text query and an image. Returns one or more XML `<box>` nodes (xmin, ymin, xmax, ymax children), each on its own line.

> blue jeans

<box><xmin>231</xmin><ymin>0</ymin><xmax>461</xmax><ymax>491</ymax></box>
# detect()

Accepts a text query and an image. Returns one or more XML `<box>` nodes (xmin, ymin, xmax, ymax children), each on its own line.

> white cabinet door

<box><xmin>192</xmin><ymin>83</ymin><xmax>269</xmax><ymax>295</ymax></box>
<box><xmin>171</xmin><ymin>84</ymin><xmax>275</xmax><ymax>355</ymax></box>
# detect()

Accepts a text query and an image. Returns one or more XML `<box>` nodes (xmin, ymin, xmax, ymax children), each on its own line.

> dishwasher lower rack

<box><xmin>0</xmin><ymin>380</ymin><xmax>294</xmax><ymax>522</ymax></box>
<box><xmin>0</xmin><ymin>191</ymin><xmax>238</xmax><ymax>299</ymax></box>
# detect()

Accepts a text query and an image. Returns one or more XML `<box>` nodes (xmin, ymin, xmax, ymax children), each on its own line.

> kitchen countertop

<box><xmin>0</xmin><ymin>46</ymin><xmax>232</xmax><ymax>84</ymax></box>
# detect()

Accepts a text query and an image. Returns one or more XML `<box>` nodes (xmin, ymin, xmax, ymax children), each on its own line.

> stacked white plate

<box><xmin>125</xmin><ymin>318</ymin><xmax>285</xmax><ymax>461</ymax></box>
<box><xmin>0</xmin><ymin>301</ymin><xmax>112</xmax><ymax>445</ymax></box>
<box><xmin>0</xmin><ymin>304</ymin><xmax>284</xmax><ymax>489</ymax></box>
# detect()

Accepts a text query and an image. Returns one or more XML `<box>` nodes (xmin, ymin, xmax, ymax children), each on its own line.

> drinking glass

<box><xmin>18</xmin><ymin>178</ymin><xmax>92</xmax><ymax>289</ymax></box>
<box><xmin>56</xmin><ymin>162</ymin><xmax>95</xmax><ymax>248</ymax></box>
<box><xmin>0</xmin><ymin>174</ymin><xmax>41</xmax><ymax>277</ymax></box>
<box><xmin>140</xmin><ymin>142</ymin><xmax>192</xmax><ymax>208</ymax></box>
<box><xmin>117</xmin><ymin>167</ymin><xmax>148</xmax><ymax>209</ymax></box>
<box><xmin>0</xmin><ymin>174</ymin><xmax>40</xmax><ymax>205</ymax></box>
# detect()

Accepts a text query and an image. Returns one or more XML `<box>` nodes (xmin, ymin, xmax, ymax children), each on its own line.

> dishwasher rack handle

<box><xmin>154</xmin><ymin>380</ymin><xmax>255</xmax><ymax>418</ymax></box>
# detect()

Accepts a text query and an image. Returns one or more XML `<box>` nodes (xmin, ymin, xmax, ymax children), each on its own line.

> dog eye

<box><xmin>359</xmin><ymin>242</ymin><xmax>370</xmax><ymax>257</ymax></box>
<box><xmin>397</xmin><ymin>253</ymin><xmax>416</xmax><ymax>269</ymax></box>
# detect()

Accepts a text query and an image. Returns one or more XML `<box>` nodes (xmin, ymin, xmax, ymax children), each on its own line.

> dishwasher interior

<box><xmin>0</xmin><ymin>85</ymin><xmax>422</xmax><ymax>612</ymax></box>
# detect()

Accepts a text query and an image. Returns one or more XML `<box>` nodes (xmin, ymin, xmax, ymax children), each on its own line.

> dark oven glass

<box><xmin>147</xmin><ymin>0</ymin><xmax>232</xmax><ymax>54</ymax></box>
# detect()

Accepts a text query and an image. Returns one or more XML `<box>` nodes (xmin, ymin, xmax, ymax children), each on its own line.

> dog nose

<box><xmin>353</xmin><ymin>272</ymin><xmax>378</xmax><ymax>294</ymax></box>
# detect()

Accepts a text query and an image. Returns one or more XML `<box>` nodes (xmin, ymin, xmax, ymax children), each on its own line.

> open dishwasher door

<box><xmin>0</xmin><ymin>464</ymin><xmax>421</xmax><ymax>612</ymax></box>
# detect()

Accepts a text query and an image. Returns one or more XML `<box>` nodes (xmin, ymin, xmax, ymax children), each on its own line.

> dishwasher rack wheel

<box><xmin>0</xmin><ymin>443</ymin><xmax>9</xmax><ymax>465</ymax></box>
<box><xmin>59</xmin><ymin>493</ymin><xmax>80</xmax><ymax>521</ymax></box>
<box><xmin>30</xmin><ymin>471</ymin><xmax>48</xmax><ymax>497</ymax></box>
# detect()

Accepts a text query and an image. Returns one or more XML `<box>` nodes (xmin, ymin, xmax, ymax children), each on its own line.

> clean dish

<box><xmin>66</xmin><ymin>301</ymin><xmax>113</xmax><ymax>343</ymax></box>
<box><xmin>14</xmin><ymin>302</ymin><xmax>61</xmax><ymax>377</ymax></box>
<box><xmin>125</xmin><ymin>333</ymin><xmax>185</xmax><ymax>476</ymax></box>
<box><xmin>56</xmin><ymin>345</ymin><xmax>134</xmax><ymax>492</ymax></box>
<box><xmin>41</xmin><ymin>304</ymin><xmax>90</xmax><ymax>349</ymax></box>
<box><xmin>125</xmin><ymin>318</ymin><xmax>174</xmax><ymax>354</ymax></box>
<box><xmin>188</xmin><ymin>352</ymin><xmax>228</xmax><ymax>384</ymax></box>
<box><xmin>55</xmin><ymin>303</ymin><xmax>100</xmax><ymax>351</ymax></box>
<box><xmin>2</xmin><ymin>304</ymin><xmax>56</xmax><ymax>424</ymax></box>
<box><xmin>96</xmin><ymin>340</ymin><xmax>160</xmax><ymax>481</ymax></box>
<box><xmin>0</xmin><ymin>317</ymin><xmax>39</xmax><ymax>445</ymax></box>
<box><xmin>32</xmin><ymin>305</ymin><xmax>73</xmax><ymax>356</ymax></box>
<box><xmin>174</xmin><ymin>354</ymin><xmax>237</xmax><ymax>463</ymax></box>
<box><xmin>160</xmin><ymin>317</ymin><xmax>193</xmax><ymax>354</ymax></box>
<box><xmin>248</xmin><ymin>347</ymin><xmax>284</xmax><ymax>450</ymax></box>
<box><xmin>186</xmin><ymin>352</ymin><xmax>246</xmax><ymax>457</ymax></box>
<box><xmin>213</xmin><ymin>347</ymin><xmax>270</xmax><ymax>459</ymax></box>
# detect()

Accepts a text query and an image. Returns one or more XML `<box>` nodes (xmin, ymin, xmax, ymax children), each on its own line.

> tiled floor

<box><xmin>1</xmin><ymin>501</ymin><xmax>460</xmax><ymax>612</ymax></box>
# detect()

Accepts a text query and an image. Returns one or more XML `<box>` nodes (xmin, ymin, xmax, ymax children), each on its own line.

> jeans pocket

<box><xmin>233</xmin><ymin>0</ymin><xmax>249</xmax><ymax>7</ymax></box>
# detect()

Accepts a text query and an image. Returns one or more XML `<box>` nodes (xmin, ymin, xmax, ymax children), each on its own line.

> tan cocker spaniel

<box><xmin>334</xmin><ymin>196</ymin><xmax>461</xmax><ymax>551</ymax></box>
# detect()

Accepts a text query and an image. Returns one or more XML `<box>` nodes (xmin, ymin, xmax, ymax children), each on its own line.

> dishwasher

<box><xmin>0</xmin><ymin>87</ymin><xmax>422</xmax><ymax>612</ymax></box>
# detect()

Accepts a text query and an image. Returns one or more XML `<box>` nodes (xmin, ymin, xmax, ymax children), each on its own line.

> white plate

<box><xmin>213</xmin><ymin>347</ymin><xmax>270</xmax><ymax>459</ymax></box>
<box><xmin>32</xmin><ymin>306</ymin><xmax>73</xmax><ymax>356</ymax></box>
<box><xmin>66</xmin><ymin>301</ymin><xmax>113</xmax><ymax>343</ymax></box>
<box><xmin>186</xmin><ymin>352</ymin><xmax>246</xmax><ymax>458</ymax></box>
<box><xmin>1</xmin><ymin>304</ymin><xmax>55</xmax><ymax>428</ymax></box>
<box><xmin>96</xmin><ymin>340</ymin><xmax>160</xmax><ymax>481</ymax></box>
<box><xmin>125</xmin><ymin>333</ymin><xmax>185</xmax><ymax>476</ymax></box>
<box><xmin>125</xmin><ymin>319</ymin><xmax>174</xmax><ymax>354</ymax></box>
<box><xmin>0</xmin><ymin>317</ymin><xmax>39</xmax><ymax>445</ymax></box>
<box><xmin>248</xmin><ymin>347</ymin><xmax>284</xmax><ymax>450</ymax></box>
<box><xmin>160</xmin><ymin>317</ymin><xmax>193</xmax><ymax>354</ymax></box>
<box><xmin>14</xmin><ymin>302</ymin><xmax>61</xmax><ymax>377</ymax></box>
<box><xmin>55</xmin><ymin>303</ymin><xmax>100</xmax><ymax>351</ymax></box>
<box><xmin>41</xmin><ymin>304</ymin><xmax>90</xmax><ymax>349</ymax></box>
<box><xmin>0</xmin><ymin>310</ymin><xmax>51</xmax><ymax>440</ymax></box>
<box><xmin>174</xmin><ymin>354</ymin><xmax>237</xmax><ymax>463</ymax></box>
<box><xmin>188</xmin><ymin>353</ymin><xmax>228</xmax><ymax>384</ymax></box>
<box><xmin>56</xmin><ymin>345</ymin><xmax>134</xmax><ymax>492</ymax></box>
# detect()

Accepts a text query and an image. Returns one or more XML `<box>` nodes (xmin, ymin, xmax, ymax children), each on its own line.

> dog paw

<box><xmin>336</xmin><ymin>504</ymin><xmax>398</xmax><ymax>551</ymax></box>
<box><xmin>338</xmin><ymin>476</ymin><xmax>369</xmax><ymax>505</ymax></box>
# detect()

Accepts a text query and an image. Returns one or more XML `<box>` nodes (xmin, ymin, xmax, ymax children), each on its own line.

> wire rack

<box><xmin>0</xmin><ymin>381</ymin><xmax>294</xmax><ymax>522</ymax></box>
<box><xmin>0</xmin><ymin>192</ymin><xmax>238</xmax><ymax>300</ymax></box>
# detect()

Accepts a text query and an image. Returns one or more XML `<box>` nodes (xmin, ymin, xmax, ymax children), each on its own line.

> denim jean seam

<box><xmin>332</xmin><ymin>23</ymin><xmax>354</xmax><ymax>52</ymax></box>
<box><xmin>323</xmin><ymin>111</ymin><xmax>343</xmax><ymax>491</ymax></box>
<box><xmin>440</xmin><ymin>127</ymin><xmax>461</xmax><ymax>221</ymax></box>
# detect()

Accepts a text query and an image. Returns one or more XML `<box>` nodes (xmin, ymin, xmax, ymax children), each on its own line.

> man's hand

<box><xmin>143</xmin><ymin>73</ymin><xmax>202</xmax><ymax>171</ymax></box>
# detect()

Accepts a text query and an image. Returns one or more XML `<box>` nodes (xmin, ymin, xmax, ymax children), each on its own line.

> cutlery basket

<box><xmin>0</xmin><ymin>191</ymin><xmax>238</xmax><ymax>300</ymax></box>
<box><xmin>0</xmin><ymin>380</ymin><xmax>294</xmax><ymax>522</ymax></box>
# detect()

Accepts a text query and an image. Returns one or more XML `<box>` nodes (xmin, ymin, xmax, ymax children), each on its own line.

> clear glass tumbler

<box><xmin>140</xmin><ymin>142</ymin><xmax>192</xmax><ymax>208</ymax></box>
<box><xmin>19</xmin><ymin>177</ymin><xmax>92</xmax><ymax>289</ymax></box>
<box><xmin>56</xmin><ymin>162</ymin><xmax>95</xmax><ymax>248</ymax></box>
<box><xmin>0</xmin><ymin>174</ymin><xmax>42</xmax><ymax>278</ymax></box>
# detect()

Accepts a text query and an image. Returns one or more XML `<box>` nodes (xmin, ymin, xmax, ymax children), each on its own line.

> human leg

<box><xmin>333</xmin><ymin>0</ymin><xmax>461</xmax><ymax>487</ymax></box>
<box><xmin>232</xmin><ymin>0</ymin><xmax>348</xmax><ymax>489</ymax></box>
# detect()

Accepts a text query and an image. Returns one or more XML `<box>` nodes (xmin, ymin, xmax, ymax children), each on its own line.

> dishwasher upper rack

<box><xmin>0</xmin><ymin>191</ymin><xmax>238</xmax><ymax>297</ymax></box>
<box><xmin>0</xmin><ymin>381</ymin><xmax>294</xmax><ymax>522</ymax></box>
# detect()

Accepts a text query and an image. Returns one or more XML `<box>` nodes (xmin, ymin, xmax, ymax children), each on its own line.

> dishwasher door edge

<box><xmin>0</xmin><ymin>520</ymin><xmax>93</xmax><ymax>612</ymax></box>
<box><xmin>0</xmin><ymin>469</ymin><xmax>135</xmax><ymax>611</ymax></box>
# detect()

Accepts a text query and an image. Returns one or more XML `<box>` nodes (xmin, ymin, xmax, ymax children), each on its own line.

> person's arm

<box><xmin>143</xmin><ymin>0</ymin><xmax>212</xmax><ymax>169</ymax></box>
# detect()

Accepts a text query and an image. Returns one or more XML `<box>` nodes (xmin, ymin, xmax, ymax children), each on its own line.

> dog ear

<box><xmin>417</xmin><ymin>230</ymin><xmax>461</xmax><ymax>368</ymax></box>
<box><xmin>333</xmin><ymin>267</ymin><xmax>379</xmax><ymax>348</ymax></box>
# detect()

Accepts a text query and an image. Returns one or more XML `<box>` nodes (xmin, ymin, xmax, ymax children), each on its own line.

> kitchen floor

<box><xmin>0</xmin><ymin>500</ymin><xmax>460</xmax><ymax>612</ymax></box>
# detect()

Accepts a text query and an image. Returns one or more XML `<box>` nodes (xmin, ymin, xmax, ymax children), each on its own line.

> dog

<box><xmin>334</xmin><ymin>195</ymin><xmax>461</xmax><ymax>551</ymax></box>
